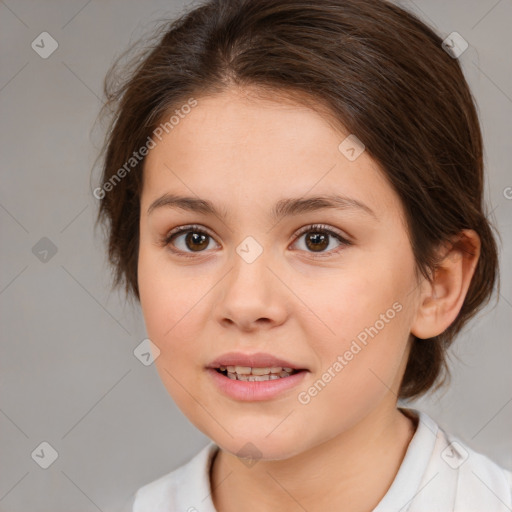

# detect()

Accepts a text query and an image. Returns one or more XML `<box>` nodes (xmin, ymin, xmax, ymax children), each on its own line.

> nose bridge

<box><xmin>216</xmin><ymin>234</ymin><xmax>288</xmax><ymax>329</ymax></box>
<box><xmin>228</xmin><ymin>234</ymin><xmax>274</xmax><ymax>299</ymax></box>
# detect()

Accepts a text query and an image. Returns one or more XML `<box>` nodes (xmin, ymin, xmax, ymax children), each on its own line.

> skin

<box><xmin>137</xmin><ymin>86</ymin><xmax>480</xmax><ymax>511</ymax></box>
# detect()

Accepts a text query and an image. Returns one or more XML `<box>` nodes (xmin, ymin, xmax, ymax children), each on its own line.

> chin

<box><xmin>210</xmin><ymin>428</ymin><xmax>308</xmax><ymax>462</ymax></box>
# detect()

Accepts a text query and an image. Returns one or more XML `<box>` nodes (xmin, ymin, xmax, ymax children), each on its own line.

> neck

<box><xmin>210</xmin><ymin>405</ymin><xmax>417</xmax><ymax>512</ymax></box>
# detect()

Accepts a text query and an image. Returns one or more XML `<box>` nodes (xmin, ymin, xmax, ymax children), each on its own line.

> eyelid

<box><xmin>292</xmin><ymin>223</ymin><xmax>352</xmax><ymax>244</ymax></box>
<box><xmin>162</xmin><ymin>223</ymin><xmax>219</xmax><ymax>251</ymax></box>
<box><xmin>289</xmin><ymin>223</ymin><xmax>352</xmax><ymax>258</ymax></box>
<box><xmin>165</xmin><ymin>223</ymin><xmax>215</xmax><ymax>241</ymax></box>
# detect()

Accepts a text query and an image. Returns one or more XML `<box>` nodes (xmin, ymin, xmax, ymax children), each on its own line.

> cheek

<box><xmin>305</xmin><ymin>254</ymin><xmax>414</xmax><ymax>399</ymax></box>
<box><xmin>138</xmin><ymin>246</ymin><xmax>200</xmax><ymax>364</ymax></box>
<box><xmin>138</xmin><ymin>250</ymin><xmax>210</xmax><ymax>417</ymax></box>
<box><xmin>307</xmin><ymin>267</ymin><xmax>404</xmax><ymax>351</ymax></box>
<box><xmin>139</xmin><ymin>241</ymin><xmax>194</xmax><ymax>333</ymax></box>
<box><xmin>295</xmin><ymin>306</ymin><xmax>410</xmax><ymax>444</ymax></box>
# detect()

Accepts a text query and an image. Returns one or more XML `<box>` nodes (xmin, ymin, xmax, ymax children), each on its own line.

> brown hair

<box><xmin>95</xmin><ymin>0</ymin><xmax>500</xmax><ymax>399</ymax></box>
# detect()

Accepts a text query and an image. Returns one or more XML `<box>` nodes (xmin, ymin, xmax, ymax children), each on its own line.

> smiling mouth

<box><xmin>215</xmin><ymin>366</ymin><xmax>300</xmax><ymax>381</ymax></box>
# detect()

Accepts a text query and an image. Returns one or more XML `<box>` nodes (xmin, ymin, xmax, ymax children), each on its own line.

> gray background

<box><xmin>1</xmin><ymin>0</ymin><xmax>511</xmax><ymax>510</ymax></box>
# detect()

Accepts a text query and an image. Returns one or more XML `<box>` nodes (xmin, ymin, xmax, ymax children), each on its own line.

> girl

<box><xmin>96</xmin><ymin>0</ymin><xmax>512</xmax><ymax>510</ymax></box>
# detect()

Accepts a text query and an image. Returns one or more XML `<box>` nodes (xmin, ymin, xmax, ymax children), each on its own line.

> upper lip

<box><xmin>207</xmin><ymin>352</ymin><xmax>307</xmax><ymax>370</ymax></box>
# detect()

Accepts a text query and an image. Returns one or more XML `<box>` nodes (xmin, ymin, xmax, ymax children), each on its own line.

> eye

<box><xmin>162</xmin><ymin>224</ymin><xmax>219</xmax><ymax>257</ymax></box>
<box><xmin>161</xmin><ymin>223</ymin><xmax>352</xmax><ymax>259</ymax></box>
<box><xmin>290</xmin><ymin>224</ymin><xmax>351</xmax><ymax>257</ymax></box>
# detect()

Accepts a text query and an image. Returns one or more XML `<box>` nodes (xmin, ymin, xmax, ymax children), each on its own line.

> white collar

<box><xmin>133</xmin><ymin>407</ymin><xmax>512</xmax><ymax>511</ymax></box>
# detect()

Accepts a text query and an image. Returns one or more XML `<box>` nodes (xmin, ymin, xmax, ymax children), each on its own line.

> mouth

<box><xmin>214</xmin><ymin>365</ymin><xmax>301</xmax><ymax>381</ymax></box>
<box><xmin>206</xmin><ymin>352</ymin><xmax>309</xmax><ymax>400</ymax></box>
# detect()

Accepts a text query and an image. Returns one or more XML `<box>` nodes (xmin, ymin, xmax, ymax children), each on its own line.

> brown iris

<box><xmin>305</xmin><ymin>231</ymin><xmax>329</xmax><ymax>252</ymax></box>
<box><xmin>185</xmin><ymin>232</ymin><xmax>209</xmax><ymax>251</ymax></box>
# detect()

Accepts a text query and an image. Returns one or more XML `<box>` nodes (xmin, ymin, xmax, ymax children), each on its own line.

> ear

<box><xmin>411</xmin><ymin>229</ymin><xmax>481</xmax><ymax>340</ymax></box>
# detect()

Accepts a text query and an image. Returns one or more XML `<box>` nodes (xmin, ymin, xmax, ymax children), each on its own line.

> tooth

<box><xmin>269</xmin><ymin>375</ymin><xmax>280</xmax><ymax>380</ymax></box>
<box><xmin>270</xmin><ymin>367</ymin><xmax>282</xmax><ymax>374</ymax></box>
<box><xmin>227</xmin><ymin>366</ymin><xmax>236</xmax><ymax>372</ymax></box>
<box><xmin>235</xmin><ymin>366</ymin><xmax>251</xmax><ymax>375</ymax></box>
<box><xmin>279</xmin><ymin>371</ymin><xmax>291</xmax><ymax>378</ymax></box>
<box><xmin>252</xmin><ymin>375</ymin><xmax>270</xmax><ymax>381</ymax></box>
<box><xmin>251</xmin><ymin>367</ymin><xmax>271</xmax><ymax>376</ymax></box>
<box><xmin>237</xmin><ymin>374</ymin><xmax>249</xmax><ymax>381</ymax></box>
<box><xmin>227</xmin><ymin>372</ymin><xmax>236</xmax><ymax>379</ymax></box>
<box><xmin>219</xmin><ymin>366</ymin><xmax>226</xmax><ymax>371</ymax></box>
<box><xmin>283</xmin><ymin>367</ymin><xmax>293</xmax><ymax>372</ymax></box>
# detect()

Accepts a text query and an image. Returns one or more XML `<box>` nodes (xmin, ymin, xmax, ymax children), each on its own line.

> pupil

<box><xmin>306</xmin><ymin>232</ymin><xmax>328</xmax><ymax>252</ymax></box>
<box><xmin>186</xmin><ymin>232</ymin><xmax>208</xmax><ymax>251</ymax></box>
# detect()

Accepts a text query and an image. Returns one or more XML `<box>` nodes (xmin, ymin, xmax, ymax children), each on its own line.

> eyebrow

<box><xmin>147</xmin><ymin>193</ymin><xmax>377</xmax><ymax>221</ymax></box>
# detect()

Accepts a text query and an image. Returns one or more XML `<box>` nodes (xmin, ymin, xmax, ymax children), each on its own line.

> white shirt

<box><xmin>131</xmin><ymin>408</ymin><xmax>512</xmax><ymax>511</ymax></box>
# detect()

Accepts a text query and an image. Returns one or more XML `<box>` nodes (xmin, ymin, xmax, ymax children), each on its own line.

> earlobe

<box><xmin>410</xmin><ymin>230</ymin><xmax>481</xmax><ymax>340</ymax></box>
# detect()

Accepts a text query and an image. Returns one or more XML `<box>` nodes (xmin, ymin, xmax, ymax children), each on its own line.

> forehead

<box><xmin>141</xmin><ymin>88</ymin><xmax>403</xmax><ymax>224</ymax></box>
<box><xmin>149</xmin><ymin>89</ymin><xmax>340</xmax><ymax>159</ymax></box>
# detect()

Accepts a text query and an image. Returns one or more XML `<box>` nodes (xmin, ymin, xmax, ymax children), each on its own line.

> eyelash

<box><xmin>161</xmin><ymin>223</ymin><xmax>352</xmax><ymax>259</ymax></box>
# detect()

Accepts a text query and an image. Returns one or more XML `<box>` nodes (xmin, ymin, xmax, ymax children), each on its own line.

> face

<box><xmin>138</xmin><ymin>87</ymin><xmax>421</xmax><ymax>460</ymax></box>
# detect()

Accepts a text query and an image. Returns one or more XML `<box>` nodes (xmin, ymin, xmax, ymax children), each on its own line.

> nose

<box><xmin>214</xmin><ymin>244</ymin><xmax>290</xmax><ymax>332</ymax></box>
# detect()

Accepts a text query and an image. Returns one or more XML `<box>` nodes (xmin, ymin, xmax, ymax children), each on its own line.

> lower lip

<box><xmin>206</xmin><ymin>368</ymin><xmax>309</xmax><ymax>401</ymax></box>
